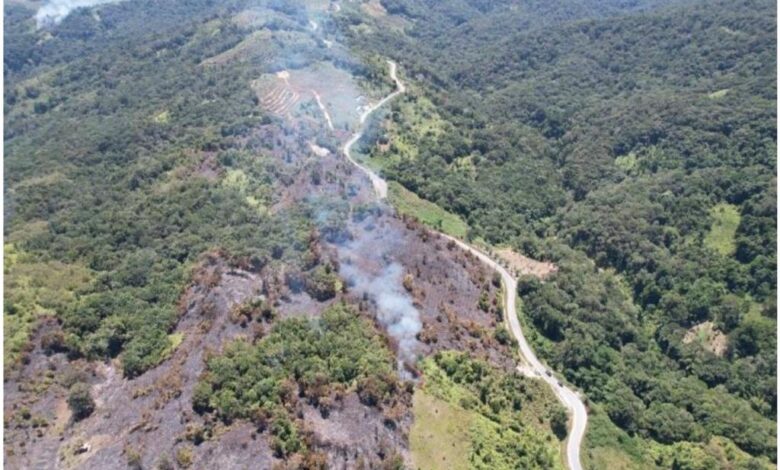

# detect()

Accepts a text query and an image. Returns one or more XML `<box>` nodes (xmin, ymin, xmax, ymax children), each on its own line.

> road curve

<box><xmin>342</xmin><ymin>61</ymin><xmax>405</xmax><ymax>199</ymax></box>
<box><xmin>341</xmin><ymin>60</ymin><xmax>587</xmax><ymax>470</ymax></box>
<box><xmin>441</xmin><ymin>234</ymin><xmax>588</xmax><ymax>470</ymax></box>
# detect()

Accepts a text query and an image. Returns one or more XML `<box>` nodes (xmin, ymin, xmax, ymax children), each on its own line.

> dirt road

<box><xmin>311</xmin><ymin>90</ymin><xmax>334</xmax><ymax>131</ymax></box>
<box><xmin>341</xmin><ymin>60</ymin><xmax>587</xmax><ymax>470</ymax></box>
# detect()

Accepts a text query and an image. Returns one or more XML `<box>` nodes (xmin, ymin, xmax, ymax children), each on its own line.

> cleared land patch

<box><xmin>251</xmin><ymin>62</ymin><xmax>363</xmax><ymax>127</ymax></box>
<box><xmin>495</xmin><ymin>247</ymin><xmax>557</xmax><ymax>279</ymax></box>
<box><xmin>704</xmin><ymin>202</ymin><xmax>740</xmax><ymax>256</ymax></box>
<box><xmin>388</xmin><ymin>181</ymin><xmax>469</xmax><ymax>238</ymax></box>
<box><xmin>410</xmin><ymin>390</ymin><xmax>472</xmax><ymax>470</ymax></box>
<box><xmin>682</xmin><ymin>321</ymin><xmax>728</xmax><ymax>357</ymax></box>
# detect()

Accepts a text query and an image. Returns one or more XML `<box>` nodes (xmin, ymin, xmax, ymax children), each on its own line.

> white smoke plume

<box><xmin>35</xmin><ymin>0</ymin><xmax>122</xmax><ymax>28</ymax></box>
<box><xmin>339</xmin><ymin>228</ymin><xmax>422</xmax><ymax>373</ymax></box>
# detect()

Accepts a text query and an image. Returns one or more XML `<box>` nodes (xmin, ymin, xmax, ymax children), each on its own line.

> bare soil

<box><xmin>683</xmin><ymin>321</ymin><xmax>728</xmax><ymax>357</ymax></box>
<box><xmin>495</xmin><ymin>247</ymin><xmax>558</xmax><ymax>279</ymax></box>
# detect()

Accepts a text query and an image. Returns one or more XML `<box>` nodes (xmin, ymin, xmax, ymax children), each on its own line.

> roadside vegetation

<box><xmin>350</xmin><ymin>0</ymin><xmax>777</xmax><ymax>465</ymax></box>
<box><xmin>411</xmin><ymin>351</ymin><xmax>565</xmax><ymax>470</ymax></box>
<box><xmin>388</xmin><ymin>181</ymin><xmax>469</xmax><ymax>238</ymax></box>
<box><xmin>584</xmin><ymin>405</ymin><xmax>774</xmax><ymax>470</ymax></box>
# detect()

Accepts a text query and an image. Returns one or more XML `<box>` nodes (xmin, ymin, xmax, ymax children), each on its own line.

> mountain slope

<box><xmin>349</xmin><ymin>0</ymin><xmax>777</xmax><ymax>467</ymax></box>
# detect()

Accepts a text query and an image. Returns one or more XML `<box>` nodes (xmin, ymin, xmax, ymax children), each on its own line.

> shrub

<box><xmin>402</xmin><ymin>273</ymin><xmax>414</xmax><ymax>292</ymax></box>
<box><xmin>270</xmin><ymin>413</ymin><xmax>301</xmax><ymax>458</ymax></box>
<box><xmin>67</xmin><ymin>382</ymin><xmax>95</xmax><ymax>421</ymax></box>
<box><xmin>125</xmin><ymin>446</ymin><xmax>142</xmax><ymax>470</ymax></box>
<box><xmin>175</xmin><ymin>446</ymin><xmax>193</xmax><ymax>468</ymax></box>
<box><xmin>494</xmin><ymin>326</ymin><xmax>514</xmax><ymax>346</ymax></box>
<box><xmin>550</xmin><ymin>407</ymin><xmax>569</xmax><ymax>440</ymax></box>
<box><xmin>156</xmin><ymin>456</ymin><xmax>174</xmax><ymax>470</ymax></box>
<box><xmin>41</xmin><ymin>330</ymin><xmax>67</xmax><ymax>355</ymax></box>
<box><xmin>305</xmin><ymin>265</ymin><xmax>342</xmax><ymax>301</ymax></box>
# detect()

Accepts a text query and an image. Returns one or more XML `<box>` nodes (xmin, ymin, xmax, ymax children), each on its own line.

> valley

<box><xmin>3</xmin><ymin>0</ymin><xmax>776</xmax><ymax>469</ymax></box>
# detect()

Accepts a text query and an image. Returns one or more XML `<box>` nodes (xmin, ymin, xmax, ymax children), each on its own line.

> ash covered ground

<box><xmin>5</xmin><ymin>99</ymin><xmax>515</xmax><ymax>469</ymax></box>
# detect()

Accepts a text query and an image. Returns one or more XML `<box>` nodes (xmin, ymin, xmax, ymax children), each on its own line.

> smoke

<box><xmin>335</xmin><ymin>213</ymin><xmax>422</xmax><ymax>375</ymax></box>
<box><xmin>35</xmin><ymin>0</ymin><xmax>122</xmax><ymax>28</ymax></box>
<box><xmin>341</xmin><ymin>260</ymin><xmax>421</xmax><ymax>372</ymax></box>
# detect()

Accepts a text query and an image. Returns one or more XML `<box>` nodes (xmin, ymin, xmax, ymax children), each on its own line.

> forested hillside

<box><xmin>351</xmin><ymin>0</ymin><xmax>777</xmax><ymax>467</ymax></box>
<box><xmin>3</xmin><ymin>0</ymin><xmax>776</xmax><ymax>468</ymax></box>
<box><xmin>5</xmin><ymin>0</ymin><xmax>314</xmax><ymax>377</ymax></box>
<box><xmin>4</xmin><ymin>0</ymin><xmax>572</xmax><ymax>468</ymax></box>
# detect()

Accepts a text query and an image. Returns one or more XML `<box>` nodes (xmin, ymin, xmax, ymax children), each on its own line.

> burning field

<box><xmin>3</xmin><ymin>1</ymin><xmax>557</xmax><ymax>469</ymax></box>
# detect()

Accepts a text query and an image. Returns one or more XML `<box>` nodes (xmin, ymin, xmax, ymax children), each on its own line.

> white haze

<box><xmin>35</xmin><ymin>0</ymin><xmax>121</xmax><ymax>28</ymax></box>
<box><xmin>340</xmin><ymin>260</ymin><xmax>421</xmax><ymax>371</ymax></box>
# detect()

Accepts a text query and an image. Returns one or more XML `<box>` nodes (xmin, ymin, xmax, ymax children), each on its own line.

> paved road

<box><xmin>341</xmin><ymin>60</ymin><xmax>587</xmax><ymax>470</ymax></box>
<box><xmin>441</xmin><ymin>234</ymin><xmax>588</xmax><ymax>470</ymax></box>
<box><xmin>342</xmin><ymin>61</ymin><xmax>405</xmax><ymax>199</ymax></box>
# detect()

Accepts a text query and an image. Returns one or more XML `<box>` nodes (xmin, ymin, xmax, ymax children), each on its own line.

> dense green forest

<box><xmin>350</xmin><ymin>0</ymin><xmax>777</xmax><ymax>465</ymax></box>
<box><xmin>3</xmin><ymin>0</ymin><xmax>335</xmax><ymax>376</ymax></box>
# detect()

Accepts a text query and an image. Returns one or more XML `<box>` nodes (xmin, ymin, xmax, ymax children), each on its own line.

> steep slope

<box><xmin>4</xmin><ymin>1</ymin><xmax>572</xmax><ymax>468</ymax></box>
<box><xmin>348</xmin><ymin>0</ymin><xmax>777</xmax><ymax>467</ymax></box>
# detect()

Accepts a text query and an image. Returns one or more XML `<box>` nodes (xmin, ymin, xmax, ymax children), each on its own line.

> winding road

<box><xmin>342</xmin><ymin>61</ymin><xmax>406</xmax><ymax>200</ymax></box>
<box><xmin>341</xmin><ymin>60</ymin><xmax>587</xmax><ymax>470</ymax></box>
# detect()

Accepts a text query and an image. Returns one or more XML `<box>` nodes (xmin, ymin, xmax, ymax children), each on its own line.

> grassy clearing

<box><xmin>584</xmin><ymin>406</ymin><xmax>655</xmax><ymax>470</ymax></box>
<box><xmin>704</xmin><ymin>203</ymin><xmax>740</xmax><ymax>256</ymax></box>
<box><xmin>160</xmin><ymin>333</ymin><xmax>185</xmax><ymax>361</ymax></box>
<box><xmin>222</xmin><ymin>168</ymin><xmax>249</xmax><ymax>191</ymax></box>
<box><xmin>615</xmin><ymin>152</ymin><xmax>638</xmax><ymax>172</ymax></box>
<box><xmin>584</xmin><ymin>405</ymin><xmax>776</xmax><ymax>470</ymax></box>
<box><xmin>410</xmin><ymin>390</ymin><xmax>472</xmax><ymax>470</ymax></box>
<box><xmin>746</xmin><ymin>298</ymin><xmax>764</xmax><ymax>321</ymax></box>
<box><xmin>708</xmin><ymin>88</ymin><xmax>730</xmax><ymax>99</ymax></box>
<box><xmin>152</xmin><ymin>110</ymin><xmax>170</xmax><ymax>123</ymax></box>
<box><xmin>413</xmin><ymin>353</ymin><xmax>564</xmax><ymax>470</ymax></box>
<box><xmin>4</xmin><ymin>244</ymin><xmax>92</xmax><ymax>366</ymax></box>
<box><xmin>200</xmin><ymin>29</ymin><xmax>276</xmax><ymax>66</ymax></box>
<box><xmin>388</xmin><ymin>181</ymin><xmax>469</xmax><ymax>238</ymax></box>
<box><xmin>376</xmin><ymin>92</ymin><xmax>447</xmax><ymax>164</ymax></box>
<box><xmin>360</xmin><ymin>91</ymin><xmax>448</xmax><ymax>171</ymax></box>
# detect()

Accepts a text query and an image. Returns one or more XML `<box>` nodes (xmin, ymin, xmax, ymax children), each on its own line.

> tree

<box><xmin>270</xmin><ymin>413</ymin><xmax>301</xmax><ymax>458</ymax></box>
<box><xmin>550</xmin><ymin>407</ymin><xmax>568</xmax><ymax>440</ymax></box>
<box><xmin>605</xmin><ymin>383</ymin><xmax>646</xmax><ymax>434</ymax></box>
<box><xmin>713</xmin><ymin>294</ymin><xmax>747</xmax><ymax>333</ymax></box>
<box><xmin>192</xmin><ymin>382</ymin><xmax>213</xmax><ymax>414</ymax></box>
<box><xmin>730</xmin><ymin>318</ymin><xmax>774</xmax><ymax>358</ymax></box>
<box><xmin>305</xmin><ymin>265</ymin><xmax>341</xmax><ymax>301</ymax></box>
<box><xmin>643</xmin><ymin>403</ymin><xmax>697</xmax><ymax>444</ymax></box>
<box><xmin>68</xmin><ymin>382</ymin><xmax>95</xmax><ymax>421</ymax></box>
